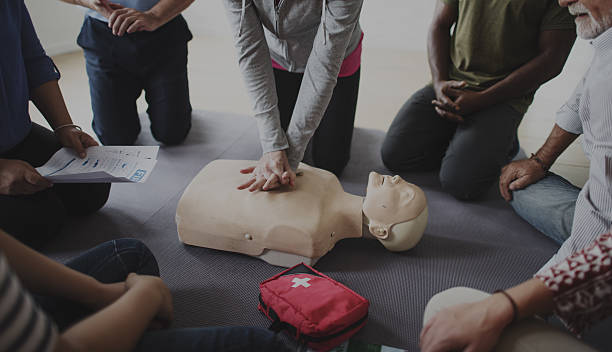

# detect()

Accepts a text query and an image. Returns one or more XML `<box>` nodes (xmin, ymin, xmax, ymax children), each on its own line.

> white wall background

<box><xmin>26</xmin><ymin>0</ymin><xmax>593</xmax><ymax>185</ymax></box>
<box><xmin>26</xmin><ymin>0</ymin><xmax>437</xmax><ymax>54</ymax></box>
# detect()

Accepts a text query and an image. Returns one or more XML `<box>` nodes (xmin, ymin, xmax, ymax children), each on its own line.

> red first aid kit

<box><xmin>258</xmin><ymin>263</ymin><xmax>369</xmax><ymax>352</ymax></box>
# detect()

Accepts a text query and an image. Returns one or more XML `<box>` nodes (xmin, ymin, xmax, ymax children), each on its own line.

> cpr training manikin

<box><xmin>176</xmin><ymin>160</ymin><xmax>428</xmax><ymax>267</ymax></box>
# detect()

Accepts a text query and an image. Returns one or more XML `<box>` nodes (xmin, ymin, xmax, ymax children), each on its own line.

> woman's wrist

<box><xmin>484</xmin><ymin>293</ymin><xmax>516</xmax><ymax>330</ymax></box>
<box><xmin>77</xmin><ymin>279</ymin><xmax>125</xmax><ymax>309</ymax></box>
<box><xmin>53</xmin><ymin>123</ymin><xmax>82</xmax><ymax>133</ymax></box>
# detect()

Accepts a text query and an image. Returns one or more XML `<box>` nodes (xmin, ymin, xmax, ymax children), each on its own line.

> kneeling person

<box><xmin>61</xmin><ymin>0</ymin><xmax>194</xmax><ymax>146</ymax></box>
<box><xmin>381</xmin><ymin>0</ymin><xmax>576</xmax><ymax>200</ymax></box>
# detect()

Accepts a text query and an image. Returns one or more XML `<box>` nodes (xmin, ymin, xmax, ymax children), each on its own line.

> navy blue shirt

<box><xmin>0</xmin><ymin>0</ymin><xmax>60</xmax><ymax>153</ymax></box>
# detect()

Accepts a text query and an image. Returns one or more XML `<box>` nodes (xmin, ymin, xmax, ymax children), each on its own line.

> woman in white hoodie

<box><xmin>224</xmin><ymin>0</ymin><xmax>364</xmax><ymax>191</ymax></box>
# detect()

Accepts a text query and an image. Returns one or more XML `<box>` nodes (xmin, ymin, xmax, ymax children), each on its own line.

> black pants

<box><xmin>77</xmin><ymin>16</ymin><xmax>193</xmax><ymax>146</ymax></box>
<box><xmin>274</xmin><ymin>68</ymin><xmax>360</xmax><ymax>176</ymax></box>
<box><xmin>0</xmin><ymin>124</ymin><xmax>111</xmax><ymax>248</ymax></box>
<box><xmin>381</xmin><ymin>85</ymin><xmax>522</xmax><ymax>200</ymax></box>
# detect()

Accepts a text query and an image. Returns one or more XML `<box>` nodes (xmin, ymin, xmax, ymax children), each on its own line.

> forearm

<box><xmin>505</xmin><ymin>278</ymin><xmax>555</xmax><ymax>320</ymax></box>
<box><xmin>0</xmin><ymin>230</ymin><xmax>104</xmax><ymax>305</ymax></box>
<box><xmin>30</xmin><ymin>80</ymin><xmax>74</xmax><ymax>129</ymax></box>
<box><xmin>480</xmin><ymin>53</ymin><xmax>568</xmax><ymax>107</ymax></box>
<box><xmin>146</xmin><ymin>0</ymin><xmax>194</xmax><ymax>27</ymax></box>
<box><xmin>427</xmin><ymin>24</ymin><xmax>452</xmax><ymax>84</ymax></box>
<box><xmin>60</xmin><ymin>283</ymin><xmax>160</xmax><ymax>352</ymax></box>
<box><xmin>533</xmin><ymin>124</ymin><xmax>579</xmax><ymax>168</ymax></box>
<box><xmin>58</xmin><ymin>0</ymin><xmax>96</xmax><ymax>11</ymax></box>
<box><xmin>479</xmin><ymin>278</ymin><xmax>555</xmax><ymax>335</ymax></box>
<box><xmin>223</xmin><ymin>0</ymin><xmax>288</xmax><ymax>154</ymax></box>
<box><xmin>58</xmin><ymin>0</ymin><xmax>80</xmax><ymax>5</ymax></box>
<box><xmin>284</xmin><ymin>0</ymin><xmax>362</xmax><ymax>169</ymax></box>
<box><xmin>480</xmin><ymin>30</ymin><xmax>575</xmax><ymax>107</ymax></box>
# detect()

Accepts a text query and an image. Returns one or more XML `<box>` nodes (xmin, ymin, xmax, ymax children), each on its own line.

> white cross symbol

<box><xmin>291</xmin><ymin>277</ymin><xmax>311</xmax><ymax>288</ymax></box>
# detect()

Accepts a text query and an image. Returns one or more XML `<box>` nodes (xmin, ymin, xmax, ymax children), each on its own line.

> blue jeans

<box><xmin>510</xmin><ymin>172</ymin><xmax>580</xmax><ymax>244</ymax></box>
<box><xmin>38</xmin><ymin>239</ymin><xmax>294</xmax><ymax>352</ymax></box>
<box><xmin>77</xmin><ymin>16</ymin><xmax>192</xmax><ymax>146</ymax></box>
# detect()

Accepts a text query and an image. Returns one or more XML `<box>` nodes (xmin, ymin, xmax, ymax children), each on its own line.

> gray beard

<box><xmin>571</xmin><ymin>5</ymin><xmax>612</xmax><ymax>39</ymax></box>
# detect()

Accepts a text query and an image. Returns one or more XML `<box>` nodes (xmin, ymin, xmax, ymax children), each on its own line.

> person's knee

<box><xmin>96</xmin><ymin>129</ymin><xmax>139</xmax><ymax>146</ymax></box>
<box><xmin>381</xmin><ymin>138</ymin><xmax>403</xmax><ymax>172</ymax></box>
<box><xmin>508</xmin><ymin>186</ymin><xmax>533</xmax><ymax>213</ymax></box>
<box><xmin>381</xmin><ymin>141</ymin><xmax>419</xmax><ymax>173</ymax></box>
<box><xmin>70</xmin><ymin>183</ymin><xmax>111</xmax><ymax>215</ymax></box>
<box><xmin>440</xmin><ymin>168</ymin><xmax>491</xmax><ymax>201</ymax></box>
<box><xmin>114</xmin><ymin>238</ymin><xmax>160</xmax><ymax>276</ymax></box>
<box><xmin>424</xmin><ymin>287</ymin><xmax>489</xmax><ymax>325</ymax></box>
<box><xmin>314</xmin><ymin>153</ymin><xmax>349</xmax><ymax>177</ymax></box>
<box><xmin>151</xmin><ymin>112</ymin><xmax>192</xmax><ymax>146</ymax></box>
<box><xmin>381</xmin><ymin>134</ymin><xmax>440</xmax><ymax>173</ymax></box>
<box><xmin>1</xmin><ymin>191</ymin><xmax>67</xmax><ymax>248</ymax></box>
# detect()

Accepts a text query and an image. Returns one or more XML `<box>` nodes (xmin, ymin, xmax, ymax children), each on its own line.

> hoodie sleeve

<box><xmin>284</xmin><ymin>0</ymin><xmax>363</xmax><ymax>170</ymax></box>
<box><xmin>223</xmin><ymin>0</ymin><xmax>289</xmax><ymax>155</ymax></box>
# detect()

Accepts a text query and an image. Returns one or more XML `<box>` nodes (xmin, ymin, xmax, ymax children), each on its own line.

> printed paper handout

<box><xmin>36</xmin><ymin>146</ymin><xmax>159</xmax><ymax>183</ymax></box>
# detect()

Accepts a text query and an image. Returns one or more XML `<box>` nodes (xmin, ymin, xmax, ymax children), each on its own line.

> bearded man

<box><xmin>499</xmin><ymin>0</ymin><xmax>612</xmax><ymax>270</ymax></box>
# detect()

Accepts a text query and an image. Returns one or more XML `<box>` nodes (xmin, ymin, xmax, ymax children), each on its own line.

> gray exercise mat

<box><xmin>43</xmin><ymin>111</ymin><xmax>610</xmax><ymax>351</ymax></box>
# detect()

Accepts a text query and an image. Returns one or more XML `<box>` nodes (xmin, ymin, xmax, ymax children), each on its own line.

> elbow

<box><xmin>545</xmin><ymin>61</ymin><xmax>567</xmax><ymax>83</ymax></box>
<box><xmin>428</xmin><ymin>23</ymin><xmax>450</xmax><ymax>39</ymax></box>
<box><xmin>538</xmin><ymin>52</ymin><xmax>569</xmax><ymax>83</ymax></box>
<box><xmin>547</xmin><ymin>60</ymin><xmax>566</xmax><ymax>80</ymax></box>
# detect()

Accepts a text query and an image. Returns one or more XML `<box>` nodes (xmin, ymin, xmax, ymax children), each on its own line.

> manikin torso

<box><xmin>176</xmin><ymin>160</ymin><xmax>427</xmax><ymax>266</ymax></box>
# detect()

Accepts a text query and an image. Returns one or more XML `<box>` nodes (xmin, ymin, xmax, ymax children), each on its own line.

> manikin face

<box><xmin>560</xmin><ymin>0</ymin><xmax>612</xmax><ymax>39</ymax></box>
<box><xmin>363</xmin><ymin>172</ymin><xmax>426</xmax><ymax>240</ymax></box>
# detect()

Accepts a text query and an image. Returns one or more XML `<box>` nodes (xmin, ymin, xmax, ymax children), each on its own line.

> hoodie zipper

<box><xmin>274</xmin><ymin>0</ymin><xmax>286</xmax><ymax>36</ymax></box>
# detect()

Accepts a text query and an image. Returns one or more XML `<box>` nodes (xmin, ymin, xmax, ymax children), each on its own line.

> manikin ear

<box><xmin>368</xmin><ymin>221</ymin><xmax>390</xmax><ymax>240</ymax></box>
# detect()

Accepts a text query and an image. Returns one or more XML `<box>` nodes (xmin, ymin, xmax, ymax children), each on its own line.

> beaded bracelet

<box><xmin>529</xmin><ymin>153</ymin><xmax>549</xmax><ymax>172</ymax></box>
<box><xmin>494</xmin><ymin>289</ymin><xmax>519</xmax><ymax>324</ymax></box>
<box><xmin>53</xmin><ymin>123</ymin><xmax>82</xmax><ymax>133</ymax></box>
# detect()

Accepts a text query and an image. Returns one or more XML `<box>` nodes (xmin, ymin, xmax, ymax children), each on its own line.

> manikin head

<box><xmin>363</xmin><ymin>172</ymin><xmax>428</xmax><ymax>252</ymax></box>
<box><xmin>560</xmin><ymin>0</ymin><xmax>612</xmax><ymax>39</ymax></box>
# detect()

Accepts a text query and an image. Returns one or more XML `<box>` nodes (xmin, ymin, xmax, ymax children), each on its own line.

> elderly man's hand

<box><xmin>237</xmin><ymin>150</ymin><xmax>296</xmax><ymax>192</ymax></box>
<box><xmin>420</xmin><ymin>294</ymin><xmax>514</xmax><ymax>352</ymax></box>
<box><xmin>0</xmin><ymin>159</ymin><xmax>52</xmax><ymax>196</ymax></box>
<box><xmin>108</xmin><ymin>8</ymin><xmax>163</xmax><ymax>36</ymax></box>
<box><xmin>499</xmin><ymin>158</ymin><xmax>547</xmax><ymax>201</ymax></box>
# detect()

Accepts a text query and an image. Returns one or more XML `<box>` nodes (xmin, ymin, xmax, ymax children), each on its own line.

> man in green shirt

<box><xmin>381</xmin><ymin>0</ymin><xmax>576</xmax><ymax>200</ymax></box>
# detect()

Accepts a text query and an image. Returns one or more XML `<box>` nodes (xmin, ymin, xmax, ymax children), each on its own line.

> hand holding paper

<box><xmin>36</xmin><ymin>146</ymin><xmax>159</xmax><ymax>183</ymax></box>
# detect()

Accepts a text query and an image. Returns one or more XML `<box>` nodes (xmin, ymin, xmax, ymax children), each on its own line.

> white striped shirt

<box><xmin>0</xmin><ymin>253</ymin><xmax>57</xmax><ymax>352</ymax></box>
<box><xmin>539</xmin><ymin>27</ymin><xmax>612</xmax><ymax>273</ymax></box>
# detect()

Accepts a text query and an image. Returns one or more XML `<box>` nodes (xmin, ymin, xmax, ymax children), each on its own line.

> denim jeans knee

<box><xmin>510</xmin><ymin>173</ymin><xmax>580</xmax><ymax>244</ymax></box>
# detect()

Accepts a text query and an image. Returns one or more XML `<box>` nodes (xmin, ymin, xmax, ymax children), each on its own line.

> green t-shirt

<box><xmin>441</xmin><ymin>0</ymin><xmax>575</xmax><ymax>114</ymax></box>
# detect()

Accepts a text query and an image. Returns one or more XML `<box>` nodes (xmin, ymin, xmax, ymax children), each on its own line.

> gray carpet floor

<box><xmin>43</xmin><ymin>111</ymin><xmax>610</xmax><ymax>351</ymax></box>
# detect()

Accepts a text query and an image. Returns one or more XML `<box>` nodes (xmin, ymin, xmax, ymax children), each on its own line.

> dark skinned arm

<box><xmin>439</xmin><ymin>29</ymin><xmax>576</xmax><ymax>120</ymax></box>
<box><xmin>479</xmin><ymin>29</ymin><xmax>576</xmax><ymax>109</ymax></box>
<box><xmin>428</xmin><ymin>1</ymin><xmax>462</xmax><ymax>112</ymax></box>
